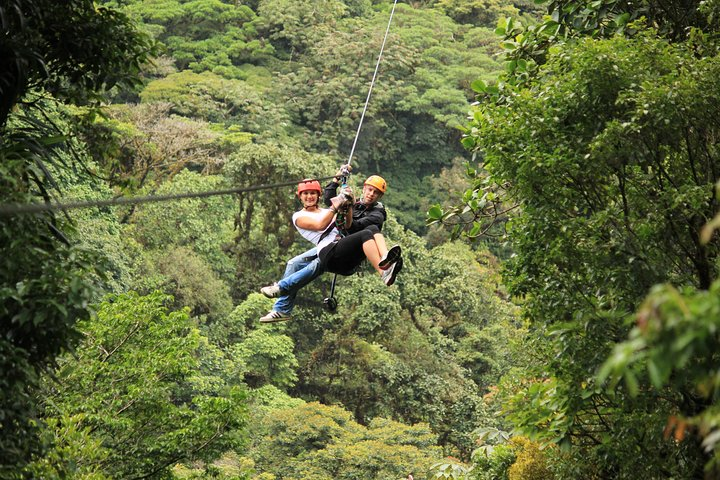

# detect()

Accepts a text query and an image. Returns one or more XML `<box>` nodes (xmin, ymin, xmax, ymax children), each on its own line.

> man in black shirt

<box><xmin>323</xmin><ymin>172</ymin><xmax>387</xmax><ymax>234</ymax></box>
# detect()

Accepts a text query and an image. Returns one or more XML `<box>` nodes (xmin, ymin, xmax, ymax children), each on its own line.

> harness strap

<box><xmin>319</xmin><ymin>220</ymin><xmax>339</xmax><ymax>242</ymax></box>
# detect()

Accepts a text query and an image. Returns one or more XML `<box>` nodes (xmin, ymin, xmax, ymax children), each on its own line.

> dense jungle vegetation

<box><xmin>1</xmin><ymin>0</ymin><xmax>719</xmax><ymax>479</ymax></box>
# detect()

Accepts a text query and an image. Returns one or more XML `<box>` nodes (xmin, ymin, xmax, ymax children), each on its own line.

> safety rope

<box><xmin>345</xmin><ymin>0</ymin><xmax>399</xmax><ymax>169</ymax></box>
<box><xmin>333</xmin><ymin>0</ymin><xmax>398</xmax><ymax>232</ymax></box>
<box><xmin>0</xmin><ymin>175</ymin><xmax>338</xmax><ymax>217</ymax></box>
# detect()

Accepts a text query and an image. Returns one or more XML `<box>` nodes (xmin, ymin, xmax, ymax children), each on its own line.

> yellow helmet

<box><xmin>364</xmin><ymin>175</ymin><xmax>387</xmax><ymax>194</ymax></box>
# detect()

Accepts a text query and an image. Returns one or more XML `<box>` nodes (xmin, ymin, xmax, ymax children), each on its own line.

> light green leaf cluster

<box><xmin>599</xmin><ymin>280</ymin><xmax>720</xmax><ymax>460</ymax></box>
<box><xmin>120</xmin><ymin>0</ymin><xmax>271</xmax><ymax>76</ymax></box>
<box><xmin>35</xmin><ymin>291</ymin><xmax>248</xmax><ymax>478</ymax></box>
<box><xmin>250</xmin><ymin>402</ymin><xmax>442</xmax><ymax>478</ymax></box>
<box><xmin>140</xmin><ymin>70</ymin><xmax>280</xmax><ymax>130</ymax></box>
<box><xmin>236</xmin><ymin>328</ymin><xmax>299</xmax><ymax>388</ymax></box>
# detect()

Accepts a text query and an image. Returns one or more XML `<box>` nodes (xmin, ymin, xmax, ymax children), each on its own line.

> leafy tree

<box><xmin>250</xmin><ymin>402</ymin><xmax>443</xmax><ymax>479</ymax></box>
<box><xmin>489</xmin><ymin>0</ymin><xmax>720</xmax><ymax>90</ymax></box>
<box><xmin>114</xmin><ymin>0</ymin><xmax>273</xmax><ymax>76</ymax></box>
<box><xmin>507</xmin><ymin>437</ymin><xmax>552</xmax><ymax>480</ymax></box>
<box><xmin>0</xmin><ymin>0</ymin><xmax>154</xmax><ymax>128</ymax></box>
<box><xmin>452</xmin><ymin>29</ymin><xmax>719</xmax><ymax>479</ymax></box>
<box><xmin>96</xmin><ymin>102</ymin><xmax>224</xmax><ymax>190</ymax></box>
<box><xmin>140</xmin><ymin>70</ymin><xmax>281</xmax><ymax>126</ymax></box>
<box><xmin>257</xmin><ymin>0</ymin><xmax>351</xmax><ymax>55</ymax></box>
<box><xmin>248</xmin><ymin>383</ymin><xmax>306</xmax><ymax>411</ymax></box>
<box><xmin>434</xmin><ymin>0</ymin><xmax>525</xmax><ymax>28</ymax></box>
<box><xmin>1</xmin><ymin>1</ymin><xmax>153</xmax><ymax>473</ymax></box>
<box><xmin>290</xmin><ymin>218</ymin><xmax>521</xmax><ymax>457</ymax></box>
<box><xmin>235</xmin><ymin>327</ymin><xmax>299</xmax><ymax>388</ymax></box>
<box><xmin>154</xmin><ymin>246</ymin><xmax>234</xmax><ymax>320</ymax></box>
<box><xmin>33</xmin><ymin>292</ymin><xmax>248</xmax><ymax>479</ymax></box>
<box><xmin>206</xmin><ymin>293</ymin><xmax>273</xmax><ymax>348</ymax></box>
<box><xmin>599</xmin><ymin>279</ymin><xmax>720</xmax><ymax>474</ymax></box>
<box><xmin>130</xmin><ymin>169</ymin><xmax>237</xmax><ymax>282</ymax></box>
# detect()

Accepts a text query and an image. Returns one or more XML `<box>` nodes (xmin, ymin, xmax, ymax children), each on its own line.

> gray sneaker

<box><xmin>381</xmin><ymin>257</ymin><xmax>403</xmax><ymax>286</ymax></box>
<box><xmin>259</xmin><ymin>311</ymin><xmax>292</xmax><ymax>323</ymax></box>
<box><xmin>260</xmin><ymin>283</ymin><xmax>282</xmax><ymax>298</ymax></box>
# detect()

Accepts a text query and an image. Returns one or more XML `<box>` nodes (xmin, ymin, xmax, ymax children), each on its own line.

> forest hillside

<box><xmin>2</xmin><ymin>0</ymin><xmax>720</xmax><ymax>479</ymax></box>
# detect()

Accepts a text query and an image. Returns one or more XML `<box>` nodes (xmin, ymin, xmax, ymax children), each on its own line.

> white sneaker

<box><xmin>260</xmin><ymin>283</ymin><xmax>282</xmax><ymax>298</ymax></box>
<box><xmin>378</xmin><ymin>245</ymin><xmax>401</xmax><ymax>270</ymax></box>
<box><xmin>259</xmin><ymin>311</ymin><xmax>292</xmax><ymax>323</ymax></box>
<box><xmin>381</xmin><ymin>257</ymin><xmax>403</xmax><ymax>286</ymax></box>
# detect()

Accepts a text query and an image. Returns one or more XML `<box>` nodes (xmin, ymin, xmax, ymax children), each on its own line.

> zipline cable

<box><xmin>345</xmin><ymin>0</ymin><xmax>399</xmax><ymax>168</ymax></box>
<box><xmin>0</xmin><ymin>175</ymin><xmax>339</xmax><ymax>217</ymax></box>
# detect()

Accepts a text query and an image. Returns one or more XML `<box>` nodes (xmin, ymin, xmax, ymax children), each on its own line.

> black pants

<box><xmin>320</xmin><ymin>224</ymin><xmax>379</xmax><ymax>275</ymax></box>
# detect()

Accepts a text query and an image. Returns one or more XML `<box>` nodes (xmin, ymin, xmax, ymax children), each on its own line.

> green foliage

<box><xmin>173</xmin><ymin>451</ymin><xmax>262</xmax><ymax>480</ymax></box>
<box><xmin>34</xmin><ymin>292</ymin><xmax>248</xmax><ymax>479</ymax></box>
<box><xmin>491</xmin><ymin>0</ymin><xmax>720</xmax><ymax>90</ymax></box>
<box><xmin>25</xmin><ymin>414</ymin><xmax>110</xmax><ymax>480</ymax></box>
<box><xmin>0</xmin><ymin>0</ymin><xmax>156</xmax><ymax>127</ymax></box>
<box><xmin>235</xmin><ymin>328</ymin><xmax>299</xmax><ymax>388</ymax></box>
<box><xmin>293</xmin><ymin>219</ymin><xmax>521</xmax><ymax>458</ymax></box>
<box><xmin>207</xmin><ymin>293</ymin><xmax>273</xmax><ymax>348</ymax></box>
<box><xmin>248</xmin><ymin>384</ymin><xmax>306</xmax><ymax>411</ymax></box>
<box><xmin>599</xmin><ymin>280</ymin><xmax>720</xmax><ymax>473</ymax></box>
<box><xmin>507</xmin><ymin>437</ymin><xmax>552</xmax><ymax>480</ymax></box>
<box><xmin>118</xmin><ymin>0</ymin><xmax>273</xmax><ymax>76</ymax></box>
<box><xmin>538</xmin><ymin>0</ymin><xmax>713</xmax><ymax>41</ymax></box>
<box><xmin>0</xmin><ymin>126</ymin><xmax>104</xmax><ymax>475</ymax></box>
<box><xmin>434</xmin><ymin>0</ymin><xmax>533</xmax><ymax>29</ymax></box>
<box><xmin>455</xmin><ymin>24</ymin><xmax>720</xmax><ymax>480</ymax></box>
<box><xmin>471</xmin><ymin>441</ymin><xmax>516</xmax><ymax>480</ymax></box>
<box><xmin>89</xmin><ymin>102</ymin><xmax>226</xmax><ymax>191</ymax></box>
<box><xmin>436</xmin><ymin>435</ymin><xmax>549</xmax><ymax>480</ymax></box>
<box><xmin>1</xmin><ymin>1</ymin><xmax>153</xmax><ymax>470</ymax></box>
<box><xmin>2</xmin><ymin>1</ymin><xmax>538</xmax><ymax>476</ymax></box>
<box><xmin>130</xmin><ymin>169</ymin><xmax>237</xmax><ymax>282</ymax></box>
<box><xmin>154</xmin><ymin>246</ymin><xmax>234</xmax><ymax>319</ymax></box>
<box><xmin>61</xmin><ymin>185</ymin><xmax>138</xmax><ymax>294</ymax></box>
<box><xmin>430</xmin><ymin>461</ymin><xmax>472</xmax><ymax>479</ymax></box>
<box><xmin>250</xmin><ymin>402</ymin><xmax>442</xmax><ymax>478</ymax></box>
<box><xmin>257</xmin><ymin>0</ymin><xmax>350</xmax><ymax>54</ymax></box>
<box><xmin>140</xmin><ymin>70</ymin><xmax>288</xmax><ymax>138</ymax></box>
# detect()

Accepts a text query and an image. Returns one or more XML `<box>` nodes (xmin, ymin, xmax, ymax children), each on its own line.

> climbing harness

<box><xmin>323</xmin><ymin>0</ymin><xmax>399</xmax><ymax>312</ymax></box>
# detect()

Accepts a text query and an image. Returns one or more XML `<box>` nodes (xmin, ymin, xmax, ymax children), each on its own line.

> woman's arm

<box><xmin>295</xmin><ymin>208</ymin><xmax>337</xmax><ymax>231</ymax></box>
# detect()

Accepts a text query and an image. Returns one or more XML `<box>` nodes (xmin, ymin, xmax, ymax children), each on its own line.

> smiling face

<box><xmin>361</xmin><ymin>184</ymin><xmax>383</xmax><ymax>205</ymax></box>
<box><xmin>299</xmin><ymin>189</ymin><xmax>320</xmax><ymax>209</ymax></box>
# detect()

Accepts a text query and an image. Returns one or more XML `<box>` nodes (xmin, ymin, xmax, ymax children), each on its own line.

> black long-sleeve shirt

<box><xmin>323</xmin><ymin>180</ymin><xmax>386</xmax><ymax>234</ymax></box>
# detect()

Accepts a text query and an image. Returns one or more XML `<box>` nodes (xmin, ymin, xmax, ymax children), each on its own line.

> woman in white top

<box><xmin>258</xmin><ymin>179</ymin><xmax>402</xmax><ymax>323</ymax></box>
<box><xmin>294</xmin><ymin>179</ymin><xmax>402</xmax><ymax>281</ymax></box>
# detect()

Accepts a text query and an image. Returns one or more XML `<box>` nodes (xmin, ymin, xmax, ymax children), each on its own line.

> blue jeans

<box><xmin>273</xmin><ymin>247</ymin><xmax>324</xmax><ymax>315</ymax></box>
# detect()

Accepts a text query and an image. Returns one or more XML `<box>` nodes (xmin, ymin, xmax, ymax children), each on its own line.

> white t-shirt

<box><xmin>292</xmin><ymin>208</ymin><xmax>340</xmax><ymax>253</ymax></box>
